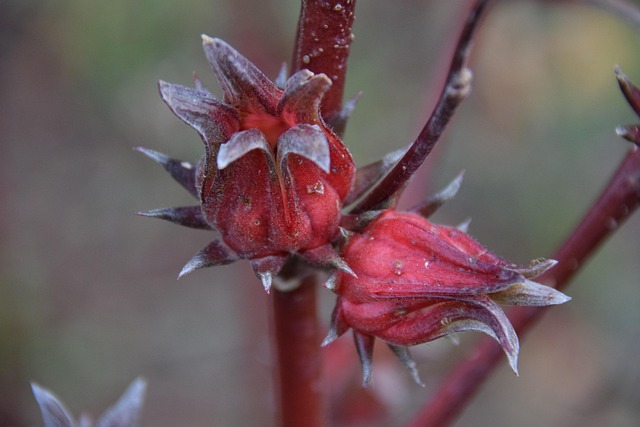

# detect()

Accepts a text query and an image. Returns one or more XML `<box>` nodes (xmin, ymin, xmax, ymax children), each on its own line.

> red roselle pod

<box><xmin>324</xmin><ymin>210</ymin><xmax>570</xmax><ymax>385</ymax></box>
<box><xmin>138</xmin><ymin>37</ymin><xmax>356</xmax><ymax>291</ymax></box>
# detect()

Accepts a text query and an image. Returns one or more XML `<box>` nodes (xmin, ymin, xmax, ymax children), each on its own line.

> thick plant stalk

<box><xmin>406</xmin><ymin>146</ymin><xmax>640</xmax><ymax>427</ymax></box>
<box><xmin>292</xmin><ymin>0</ymin><xmax>356</xmax><ymax>120</ymax></box>
<box><xmin>272</xmin><ymin>276</ymin><xmax>327</xmax><ymax>427</ymax></box>
<box><xmin>268</xmin><ymin>2</ymin><xmax>358</xmax><ymax>426</ymax></box>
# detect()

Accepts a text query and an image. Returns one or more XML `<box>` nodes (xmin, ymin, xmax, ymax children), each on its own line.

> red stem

<box><xmin>292</xmin><ymin>0</ymin><xmax>357</xmax><ymax>121</ymax></box>
<box><xmin>272</xmin><ymin>276</ymin><xmax>327</xmax><ymax>427</ymax></box>
<box><xmin>406</xmin><ymin>146</ymin><xmax>640</xmax><ymax>427</ymax></box>
<box><xmin>268</xmin><ymin>4</ymin><xmax>359</xmax><ymax>426</ymax></box>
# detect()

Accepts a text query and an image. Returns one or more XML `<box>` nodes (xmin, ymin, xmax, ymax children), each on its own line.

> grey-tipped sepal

<box><xmin>279</xmin><ymin>70</ymin><xmax>331</xmax><ymax>124</ymax></box>
<box><xmin>179</xmin><ymin>240</ymin><xmax>238</xmax><ymax>278</ymax></box>
<box><xmin>193</xmin><ymin>71</ymin><xmax>206</xmax><ymax>92</ymax></box>
<box><xmin>344</xmin><ymin>147</ymin><xmax>408</xmax><ymax>206</ymax></box>
<box><xmin>323</xmin><ymin>271</ymin><xmax>339</xmax><ymax>291</ymax></box>
<box><xmin>616</xmin><ymin>66</ymin><xmax>640</xmax><ymax>117</ymax></box>
<box><xmin>616</xmin><ymin>124</ymin><xmax>640</xmax><ymax>145</ymax></box>
<box><xmin>250</xmin><ymin>255</ymin><xmax>288</xmax><ymax>293</ymax></box>
<box><xmin>468</xmin><ymin>296</ymin><xmax>520</xmax><ymax>375</ymax></box>
<box><xmin>157</xmin><ymin>80</ymin><xmax>238</xmax><ymax>150</ymax></box>
<box><xmin>615</xmin><ymin>66</ymin><xmax>640</xmax><ymax>146</ymax></box>
<box><xmin>274</xmin><ymin>62</ymin><xmax>288</xmax><ymax>89</ymax></box>
<box><xmin>202</xmin><ymin>35</ymin><xmax>281</xmax><ymax>114</ymax></box>
<box><xmin>456</xmin><ymin>217</ymin><xmax>471</xmax><ymax>232</ymax></box>
<box><xmin>300</xmin><ymin>244</ymin><xmax>355</xmax><ymax>277</ymax></box>
<box><xmin>337</xmin><ymin>227</ymin><xmax>354</xmax><ymax>245</ymax></box>
<box><xmin>490</xmin><ymin>279</ymin><xmax>571</xmax><ymax>307</ymax></box>
<box><xmin>354</xmin><ymin>331</ymin><xmax>375</xmax><ymax>388</ymax></box>
<box><xmin>32</xmin><ymin>383</ymin><xmax>76</xmax><ymax>427</ymax></box>
<box><xmin>277</xmin><ymin>124</ymin><xmax>331</xmax><ymax>174</ymax></box>
<box><xmin>95</xmin><ymin>378</ymin><xmax>147</xmax><ymax>427</ymax></box>
<box><xmin>328</xmin><ymin>91</ymin><xmax>362</xmax><ymax>138</ymax></box>
<box><xmin>387</xmin><ymin>344</ymin><xmax>424</xmax><ymax>387</ymax></box>
<box><xmin>410</xmin><ymin>171</ymin><xmax>464</xmax><ymax>218</ymax></box>
<box><xmin>216</xmin><ymin>129</ymin><xmax>272</xmax><ymax>170</ymax></box>
<box><xmin>511</xmin><ymin>258</ymin><xmax>557</xmax><ymax>279</ymax></box>
<box><xmin>32</xmin><ymin>378</ymin><xmax>147</xmax><ymax>427</ymax></box>
<box><xmin>137</xmin><ymin>206</ymin><xmax>212</xmax><ymax>230</ymax></box>
<box><xmin>322</xmin><ymin>300</ymin><xmax>350</xmax><ymax>346</ymax></box>
<box><xmin>321</xmin><ymin>320</ymin><xmax>340</xmax><ymax>347</ymax></box>
<box><xmin>134</xmin><ymin>147</ymin><xmax>198</xmax><ymax>198</ymax></box>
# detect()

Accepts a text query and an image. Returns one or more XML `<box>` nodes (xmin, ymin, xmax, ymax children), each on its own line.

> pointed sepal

<box><xmin>202</xmin><ymin>35</ymin><xmax>282</xmax><ymax>115</ymax></box>
<box><xmin>616</xmin><ymin>66</ymin><xmax>640</xmax><ymax>117</ymax></box>
<box><xmin>466</xmin><ymin>296</ymin><xmax>520</xmax><ymax>375</ymax></box>
<box><xmin>511</xmin><ymin>258</ymin><xmax>557</xmax><ymax>279</ymax></box>
<box><xmin>490</xmin><ymin>279</ymin><xmax>571</xmax><ymax>307</ymax></box>
<box><xmin>322</xmin><ymin>300</ymin><xmax>350</xmax><ymax>346</ymax></box>
<box><xmin>179</xmin><ymin>240</ymin><xmax>238</xmax><ymax>278</ymax></box>
<box><xmin>353</xmin><ymin>331</ymin><xmax>375</xmax><ymax>388</ymax></box>
<box><xmin>344</xmin><ymin>147</ymin><xmax>408</xmax><ymax>206</ymax></box>
<box><xmin>157</xmin><ymin>80</ymin><xmax>238</xmax><ymax>149</ymax></box>
<box><xmin>387</xmin><ymin>344</ymin><xmax>424</xmax><ymax>387</ymax></box>
<box><xmin>616</xmin><ymin>124</ymin><xmax>640</xmax><ymax>146</ymax></box>
<box><xmin>300</xmin><ymin>244</ymin><xmax>355</xmax><ymax>276</ymax></box>
<box><xmin>31</xmin><ymin>383</ymin><xmax>76</xmax><ymax>427</ymax></box>
<box><xmin>192</xmin><ymin>71</ymin><xmax>206</xmax><ymax>92</ymax></box>
<box><xmin>274</xmin><ymin>63</ymin><xmax>288</xmax><ymax>89</ymax></box>
<box><xmin>134</xmin><ymin>147</ymin><xmax>199</xmax><ymax>198</ymax></box>
<box><xmin>250</xmin><ymin>255</ymin><xmax>289</xmax><ymax>293</ymax></box>
<box><xmin>279</xmin><ymin>70</ymin><xmax>331</xmax><ymax>124</ymax></box>
<box><xmin>410</xmin><ymin>171</ymin><xmax>464</xmax><ymax>218</ymax></box>
<box><xmin>328</xmin><ymin>92</ymin><xmax>362</xmax><ymax>138</ymax></box>
<box><xmin>95</xmin><ymin>378</ymin><xmax>147</xmax><ymax>427</ymax></box>
<box><xmin>137</xmin><ymin>206</ymin><xmax>212</xmax><ymax>230</ymax></box>
<box><xmin>277</xmin><ymin>124</ymin><xmax>331</xmax><ymax>174</ymax></box>
<box><xmin>217</xmin><ymin>129</ymin><xmax>273</xmax><ymax>170</ymax></box>
<box><xmin>323</xmin><ymin>271</ymin><xmax>339</xmax><ymax>291</ymax></box>
<box><xmin>456</xmin><ymin>217</ymin><xmax>471</xmax><ymax>232</ymax></box>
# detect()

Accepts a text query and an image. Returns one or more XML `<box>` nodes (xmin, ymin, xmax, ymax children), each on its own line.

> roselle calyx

<box><xmin>139</xmin><ymin>37</ymin><xmax>356</xmax><ymax>291</ymax></box>
<box><xmin>324</xmin><ymin>210</ymin><xmax>570</xmax><ymax>385</ymax></box>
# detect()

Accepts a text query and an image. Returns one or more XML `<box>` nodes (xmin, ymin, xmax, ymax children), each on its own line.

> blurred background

<box><xmin>1</xmin><ymin>0</ymin><xmax>640</xmax><ymax>426</ymax></box>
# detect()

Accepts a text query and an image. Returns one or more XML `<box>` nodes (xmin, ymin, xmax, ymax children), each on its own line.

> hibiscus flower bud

<box><xmin>139</xmin><ymin>37</ymin><xmax>356</xmax><ymax>291</ymax></box>
<box><xmin>324</xmin><ymin>210</ymin><xmax>570</xmax><ymax>384</ymax></box>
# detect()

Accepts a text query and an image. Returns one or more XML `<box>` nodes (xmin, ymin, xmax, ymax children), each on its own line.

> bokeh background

<box><xmin>2</xmin><ymin>0</ymin><xmax>640</xmax><ymax>426</ymax></box>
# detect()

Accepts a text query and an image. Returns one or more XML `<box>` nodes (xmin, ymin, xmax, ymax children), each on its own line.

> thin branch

<box><xmin>292</xmin><ymin>0</ymin><xmax>357</xmax><ymax>121</ymax></box>
<box><xmin>272</xmin><ymin>275</ymin><xmax>327</xmax><ymax>427</ymax></box>
<box><xmin>406</xmin><ymin>146</ymin><xmax>640</xmax><ymax>427</ymax></box>
<box><xmin>351</xmin><ymin>0</ymin><xmax>490</xmax><ymax>214</ymax></box>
